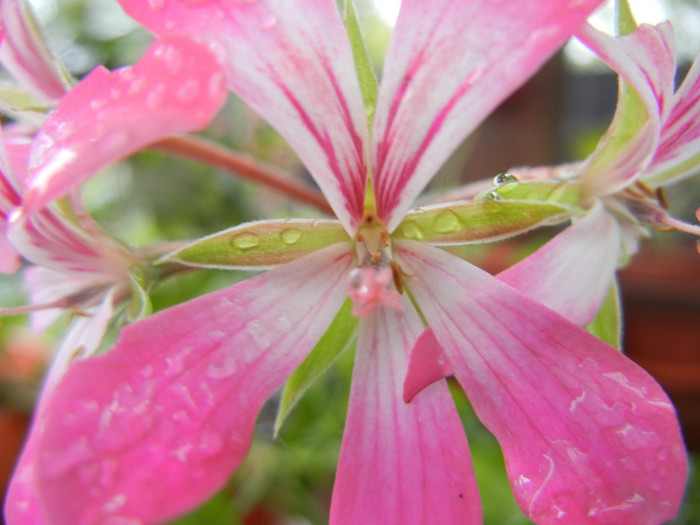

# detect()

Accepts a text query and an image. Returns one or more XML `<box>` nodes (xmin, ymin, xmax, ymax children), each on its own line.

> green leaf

<box><xmin>159</xmin><ymin>219</ymin><xmax>350</xmax><ymax>269</ymax></box>
<box><xmin>127</xmin><ymin>266</ymin><xmax>153</xmax><ymax>321</ymax></box>
<box><xmin>393</xmin><ymin>200</ymin><xmax>574</xmax><ymax>245</ymax></box>
<box><xmin>343</xmin><ymin>0</ymin><xmax>378</xmax><ymax>131</ymax></box>
<box><xmin>586</xmin><ymin>279</ymin><xmax>622</xmax><ymax>350</ymax></box>
<box><xmin>274</xmin><ymin>299</ymin><xmax>357</xmax><ymax>436</ymax></box>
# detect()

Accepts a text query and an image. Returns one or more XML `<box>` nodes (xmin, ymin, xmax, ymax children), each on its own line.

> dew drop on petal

<box><xmin>148</xmin><ymin>0</ymin><xmax>166</xmax><ymax>10</ymax></box>
<box><xmin>433</xmin><ymin>209</ymin><xmax>462</xmax><ymax>233</ymax></box>
<box><xmin>177</xmin><ymin>79</ymin><xmax>201</xmax><ymax>103</ymax></box>
<box><xmin>199</xmin><ymin>432</ymin><xmax>223</xmax><ymax>456</ymax></box>
<box><xmin>99</xmin><ymin>130</ymin><xmax>130</xmax><ymax>154</ymax></box>
<box><xmin>493</xmin><ymin>172</ymin><xmax>518</xmax><ymax>186</ymax></box>
<box><xmin>280</xmin><ymin>227</ymin><xmax>301</xmax><ymax>245</ymax></box>
<box><xmin>232</xmin><ymin>232</ymin><xmax>260</xmax><ymax>250</ymax></box>
<box><xmin>398</xmin><ymin>219</ymin><xmax>423</xmax><ymax>240</ymax></box>
<box><xmin>146</xmin><ymin>83</ymin><xmax>167</xmax><ymax>109</ymax></box>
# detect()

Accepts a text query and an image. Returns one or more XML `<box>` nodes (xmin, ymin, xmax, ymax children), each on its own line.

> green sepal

<box><xmin>127</xmin><ymin>266</ymin><xmax>153</xmax><ymax>321</ymax></box>
<box><xmin>484</xmin><ymin>180</ymin><xmax>584</xmax><ymax>207</ymax></box>
<box><xmin>616</xmin><ymin>0</ymin><xmax>638</xmax><ymax>36</ymax></box>
<box><xmin>586</xmin><ymin>278</ymin><xmax>622</xmax><ymax>350</ymax></box>
<box><xmin>393</xmin><ymin>200</ymin><xmax>574</xmax><ymax>245</ymax></box>
<box><xmin>159</xmin><ymin>219</ymin><xmax>350</xmax><ymax>270</ymax></box>
<box><xmin>274</xmin><ymin>299</ymin><xmax>357</xmax><ymax>436</ymax></box>
<box><xmin>0</xmin><ymin>84</ymin><xmax>52</xmax><ymax>113</ymax></box>
<box><xmin>343</xmin><ymin>0</ymin><xmax>378</xmax><ymax>131</ymax></box>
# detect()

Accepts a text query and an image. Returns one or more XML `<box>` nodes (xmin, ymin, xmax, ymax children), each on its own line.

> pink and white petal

<box><xmin>372</xmin><ymin>0</ymin><xmax>605</xmax><ymax>231</ymax></box>
<box><xmin>575</xmin><ymin>22</ymin><xmax>676</xmax><ymax>195</ymax></box>
<box><xmin>0</xmin><ymin>0</ymin><xmax>69</xmax><ymax>102</ymax></box>
<box><xmin>118</xmin><ymin>0</ymin><xmax>368</xmax><ymax>233</ymax></box>
<box><xmin>330</xmin><ymin>296</ymin><xmax>480</xmax><ymax>524</ymax></box>
<box><xmin>30</xmin><ymin>244</ymin><xmax>353</xmax><ymax>525</ymax></box>
<box><xmin>402</xmin><ymin>327</ymin><xmax>453</xmax><ymax>403</ymax></box>
<box><xmin>497</xmin><ymin>202</ymin><xmax>622</xmax><ymax>326</ymax></box>
<box><xmin>5</xmin><ymin>291</ymin><xmax>116</xmax><ymax>525</ymax></box>
<box><xmin>644</xmin><ymin>50</ymin><xmax>700</xmax><ymax>187</ymax></box>
<box><xmin>398</xmin><ymin>242</ymin><xmax>687</xmax><ymax>524</ymax></box>
<box><xmin>23</xmin><ymin>36</ymin><xmax>227</xmax><ymax>212</ymax></box>
<box><xmin>9</xmin><ymin>208</ymin><xmax>129</xmax><ymax>275</ymax></box>
<box><xmin>0</xmin><ymin>221</ymin><xmax>21</xmax><ymax>273</ymax></box>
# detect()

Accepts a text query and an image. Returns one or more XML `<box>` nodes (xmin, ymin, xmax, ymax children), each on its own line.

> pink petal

<box><xmin>398</xmin><ymin>241</ymin><xmax>687</xmax><ymax>524</ymax></box>
<box><xmin>0</xmin><ymin>220</ymin><xmax>21</xmax><ymax>273</ymax></box>
<box><xmin>372</xmin><ymin>0</ymin><xmax>605</xmax><ymax>231</ymax></box>
<box><xmin>0</xmin><ymin>0</ymin><xmax>69</xmax><ymax>101</ymax></box>
<box><xmin>497</xmin><ymin>202</ymin><xmax>622</xmax><ymax>325</ymax></box>
<box><xmin>645</xmin><ymin>50</ymin><xmax>700</xmax><ymax>186</ymax></box>
<box><xmin>330</xmin><ymin>297</ymin><xmax>481</xmax><ymax>524</ymax></box>
<box><xmin>23</xmin><ymin>36</ymin><xmax>227</xmax><ymax>212</ymax></box>
<box><xmin>575</xmin><ymin>22</ymin><xmax>676</xmax><ymax>194</ymax></box>
<box><xmin>117</xmin><ymin>0</ymin><xmax>369</xmax><ymax>233</ymax></box>
<box><xmin>402</xmin><ymin>327</ymin><xmax>453</xmax><ymax>403</ymax></box>
<box><xmin>4</xmin><ymin>292</ymin><xmax>116</xmax><ymax>525</ymax></box>
<box><xmin>29</xmin><ymin>244</ymin><xmax>352</xmax><ymax>525</ymax></box>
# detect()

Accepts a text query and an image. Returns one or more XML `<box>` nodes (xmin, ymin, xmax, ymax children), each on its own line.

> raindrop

<box><xmin>199</xmin><ymin>432</ymin><xmax>223</xmax><ymax>456</ymax></box>
<box><xmin>280</xmin><ymin>227</ymin><xmax>301</xmax><ymax>245</ymax></box>
<box><xmin>99</xmin><ymin>130</ymin><xmax>130</xmax><ymax>154</ymax></box>
<box><xmin>146</xmin><ymin>83</ymin><xmax>167</xmax><ymax>109</ymax></box>
<box><xmin>261</xmin><ymin>13</ymin><xmax>277</xmax><ymax>29</ymax></box>
<box><xmin>433</xmin><ymin>210</ymin><xmax>461</xmax><ymax>233</ymax></box>
<box><xmin>493</xmin><ymin>172</ymin><xmax>518</xmax><ymax>186</ymax></box>
<box><xmin>232</xmin><ymin>232</ymin><xmax>260</xmax><ymax>250</ymax></box>
<box><xmin>398</xmin><ymin>219</ymin><xmax>423</xmax><ymax>240</ymax></box>
<box><xmin>177</xmin><ymin>79</ymin><xmax>200</xmax><ymax>103</ymax></box>
<box><xmin>484</xmin><ymin>190</ymin><xmax>501</xmax><ymax>201</ymax></box>
<box><xmin>148</xmin><ymin>0</ymin><xmax>166</xmax><ymax>10</ymax></box>
<box><xmin>158</xmin><ymin>44</ymin><xmax>183</xmax><ymax>74</ymax></box>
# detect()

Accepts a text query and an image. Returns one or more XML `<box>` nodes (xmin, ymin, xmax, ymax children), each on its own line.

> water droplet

<box><xmin>147</xmin><ymin>83</ymin><xmax>167</xmax><ymax>109</ymax></box>
<box><xmin>148</xmin><ymin>0</ymin><xmax>166</xmax><ymax>10</ymax></box>
<box><xmin>398</xmin><ymin>219</ymin><xmax>423</xmax><ymax>240</ymax></box>
<box><xmin>232</xmin><ymin>232</ymin><xmax>260</xmax><ymax>250</ymax></box>
<box><xmin>433</xmin><ymin>210</ymin><xmax>461</xmax><ymax>233</ymax></box>
<box><xmin>261</xmin><ymin>13</ymin><xmax>277</xmax><ymax>29</ymax></box>
<box><xmin>90</xmin><ymin>98</ymin><xmax>107</xmax><ymax>111</ymax></box>
<box><xmin>177</xmin><ymin>79</ymin><xmax>200</xmax><ymax>103</ymax></box>
<box><xmin>247</xmin><ymin>319</ymin><xmax>272</xmax><ymax>347</ymax></box>
<box><xmin>99</xmin><ymin>130</ymin><xmax>130</xmax><ymax>154</ymax></box>
<box><xmin>158</xmin><ymin>44</ymin><xmax>183</xmax><ymax>74</ymax></box>
<box><xmin>280</xmin><ymin>227</ymin><xmax>301</xmax><ymax>244</ymax></box>
<box><xmin>484</xmin><ymin>190</ymin><xmax>501</xmax><ymax>201</ymax></box>
<box><xmin>199</xmin><ymin>432</ymin><xmax>223</xmax><ymax>456</ymax></box>
<box><xmin>493</xmin><ymin>172</ymin><xmax>518</xmax><ymax>186</ymax></box>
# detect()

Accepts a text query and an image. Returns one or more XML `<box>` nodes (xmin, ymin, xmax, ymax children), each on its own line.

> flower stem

<box><xmin>153</xmin><ymin>135</ymin><xmax>333</xmax><ymax>214</ymax></box>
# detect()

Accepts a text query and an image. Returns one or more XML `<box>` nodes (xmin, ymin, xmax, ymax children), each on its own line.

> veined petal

<box><xmin>118</xmin><ymin>0</ymin><xmax>369</xmax><ymax>233</ymax></box>
<box><xmin>497</xmin><ymin>201</ymin><xmax>622</xmax><ymax>326</ymax></box>
<box><xmin>330</xmin><ymin>296</ymin><xmax>480</xmax><ymax>524</ymax></box>
<box><xmin>398</xmin><ymin>242</ymin><xmax>687</xmax><ymax>524</ymax></box>
<box><xmin>0</xmin><ymin>225</ymin><xmax>21</xmax><ymax>273</ymax></box>
<box><xmin>372</xmin><ymin>0</ymin><xmax>605</xmax><ymax>231</ymax></box>
<box><xmin>29</xmin><ymin>244</ymin><xmax>352</xmax><ymax>525</ymax></box>
<box><xmin>0</xmin><ymin>0</ymin><xmax>69</xmax><ymax>102</ymax></box>
<box><xmin>644</xmin><ymin>50</ymin><xmax>700</xmax><ymax>187</ymax></box>
<box><xmin>23</xmin><ymin>36</ymin><xmax>227</xmax><ymax>212</ymax></box>
<box><xmin>575</xmin><ymin>22</ymin><xmax>676</xmax><ymax>195</ymax></box>
<box><xmin>4</xmin><ymin>292</ymin><xmax>116</xmax><ymax>525</ymax></box>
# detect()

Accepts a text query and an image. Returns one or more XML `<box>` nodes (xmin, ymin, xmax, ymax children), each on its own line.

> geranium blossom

<box><xmin>3</xmin><ymin>1</ymin><xmax>689</xmax><ymax>524</ymax></box>
<box><xmin>496</xmin><ymin>16</ymin><xmax>700</xmax><ymax>328</ymax></box>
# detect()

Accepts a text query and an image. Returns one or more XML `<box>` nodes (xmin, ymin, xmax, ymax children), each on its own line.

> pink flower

<box><xmin>5</xmin><ymin>1</ymin><xmax>687</xmax><ymax>524</ymax></box>
<box><xmin>496</xmin><ymin>18</ymin><xmax>700</xmax><ymax>328</ymax></box>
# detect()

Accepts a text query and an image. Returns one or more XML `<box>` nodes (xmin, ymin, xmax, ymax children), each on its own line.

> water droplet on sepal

<box><xmin>232</xmin><ymin>232</ymin><xmax>261</xmax><ymax>250</ymax></box>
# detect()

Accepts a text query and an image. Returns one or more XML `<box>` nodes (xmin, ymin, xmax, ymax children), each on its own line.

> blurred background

<box><xmin>1</xmin><ymin>0</ymin><xmax>699</xmax><ymax>522</ymax></box>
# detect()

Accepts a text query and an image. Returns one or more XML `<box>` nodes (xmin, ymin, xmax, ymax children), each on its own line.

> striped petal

<box><xmin>497</xmin><ymin>202</ymin><xmax>622</xmax><ymax>325</ymax></box>
<box><xmin>398</xmin><ymin>242</ymin><xmax>687</xmax><ymax>524</ymax></box>
<box><xmin>372</xmin><ymin>0</ymin><xmax>605</xmax><ymax>231</ymax></box>
<box><xmin>330</xmin><ymin>296</ymin><xmax>480</xmax><ymax>524</ymax></box>
<box><xmin>644</xmin><ymin>50</ymin><xmax>700</xmax><ymax>187</ymax></box>
<box><xmin>117</xmin><ymin>0</ymin><xmax>369</xmax><ymax>233</ymax></box>
<box><xmin>23</xmin><ymin>36</ymin><xmax>226</xmax><ymax>212</ymax></box>
<box><xmin>575</xmin><ymin>22</ymin><xmax>676</xmax><ymax>195</ymax></box>
<box><xmin>24</xmin><ymin>244</ymin><xmax>352</xmax><ymax>525</ymax></box>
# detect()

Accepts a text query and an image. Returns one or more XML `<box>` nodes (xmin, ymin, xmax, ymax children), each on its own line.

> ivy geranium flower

<box><xmin>5</xmin><ymin>1</ymin><xmax>688</xmax><ymax>524</ymax></box>
<box><xmin>493</xmin><ymin>7</ymin><xmax>700</xmax><ymax>341</ymax></box>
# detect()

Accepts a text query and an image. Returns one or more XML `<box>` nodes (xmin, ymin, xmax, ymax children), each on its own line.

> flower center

<box><xmin>347</xmin><ymin>213</ymin><xmax>403</xmax><ymax>317</ymax></box>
